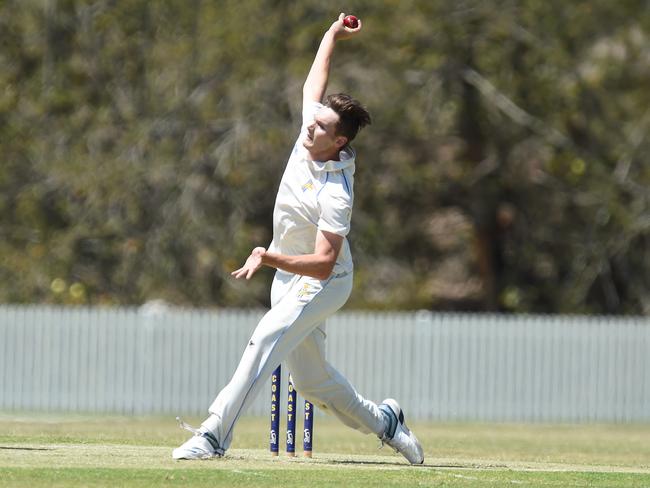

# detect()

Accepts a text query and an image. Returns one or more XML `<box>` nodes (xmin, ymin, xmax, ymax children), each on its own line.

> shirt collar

<box><xmin>308</xmin><ymin>145</ymin><xmax>356</xmax><ymax>173</ymax></box>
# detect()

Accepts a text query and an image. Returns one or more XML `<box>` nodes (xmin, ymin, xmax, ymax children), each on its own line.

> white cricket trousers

<box><xmin>203</xmin><ymin>270</ymin><xmax>385</xmax><ymax>451</ymax></box>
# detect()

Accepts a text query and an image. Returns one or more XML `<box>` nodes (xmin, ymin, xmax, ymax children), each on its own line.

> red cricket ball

<box><xmin>343</xmin><ymin>15</ymin><xmax>359</xmax><ymax>29</ymax></box>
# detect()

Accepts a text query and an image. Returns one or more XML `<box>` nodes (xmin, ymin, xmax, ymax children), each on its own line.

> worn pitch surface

<box><xmin>1</xmin><ymin>415</ymin><xmax>649</xmax><ymax>487</ymax></box>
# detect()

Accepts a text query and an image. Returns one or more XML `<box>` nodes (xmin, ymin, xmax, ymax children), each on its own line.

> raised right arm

<box><xmin>302</xmin><ymin>13</ymin><xmax>362</xmax><ymax>106</ymax></box>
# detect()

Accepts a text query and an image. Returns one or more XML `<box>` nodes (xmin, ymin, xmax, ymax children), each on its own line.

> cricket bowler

<box><xmin>173</xmin><ymin>13</ymin><xmax>424</xmax><ymax>465</ymax></box>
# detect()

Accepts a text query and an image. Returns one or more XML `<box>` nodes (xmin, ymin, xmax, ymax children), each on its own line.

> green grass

<box><xmin>1</xmin><ymin>413</ymin><xmax>649</xmax><ymax>487</ymax></box>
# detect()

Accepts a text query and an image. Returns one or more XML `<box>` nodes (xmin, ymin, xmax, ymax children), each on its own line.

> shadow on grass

<box><xmin>0</xmin><ymin>446</ymin><xmax>53</xmax><ymax>451</ymax></box>
<box><xmin>330</xmin><ymin>459</ymin><xmax>509</xmax><ymax>470</ymax></box>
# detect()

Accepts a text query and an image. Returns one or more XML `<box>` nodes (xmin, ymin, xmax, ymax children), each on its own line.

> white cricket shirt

<box><xmin>268</xmin><ymin>101</ymin><xmax>355</xmax><ymax>276</ymax></box>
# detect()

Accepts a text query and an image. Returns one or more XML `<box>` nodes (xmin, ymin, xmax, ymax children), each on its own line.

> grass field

<box><xmin>1</xmin><ymin>413</ymin><xmax>649</xmax><ymax>487</ymax></box>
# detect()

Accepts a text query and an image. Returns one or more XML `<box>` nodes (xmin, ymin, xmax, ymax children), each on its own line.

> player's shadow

<box><xmin>329</xmin><ymin>458</ymin><xmax>407</xmax><ymax>467</ymax></box>
<box><xmin>329</xmin><ymin>459</ymin><xmax>505</xmax><ymax>469</ymax></box>
<box><xmin>0</xmin><ymin>446</ymin><xmax>52</xmax><ymax>451</ymax></box>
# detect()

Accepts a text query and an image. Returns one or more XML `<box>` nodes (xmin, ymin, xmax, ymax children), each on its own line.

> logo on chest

<box><xmin>301</xmin><ymin>181</ymin><xmax>315</xmax><ymax>193</ymax></box>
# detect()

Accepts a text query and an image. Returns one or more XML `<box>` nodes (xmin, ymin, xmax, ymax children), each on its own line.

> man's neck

<box><xmin>308</xmin><ymin>147</ymin><xmax>340</xmax><ymax>162</ymax></box>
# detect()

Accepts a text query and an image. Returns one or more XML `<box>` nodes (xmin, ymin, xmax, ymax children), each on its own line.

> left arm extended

<box><xmin>231</xmin><ymin>230</ymin><xmax>343</xmax><ymax>281</ymax></box>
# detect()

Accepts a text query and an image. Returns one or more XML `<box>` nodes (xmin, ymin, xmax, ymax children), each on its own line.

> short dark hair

<box><xmin>325</xmin><ymin>93</ymin><xmax>371</xmax><ymax>143</ymax></box>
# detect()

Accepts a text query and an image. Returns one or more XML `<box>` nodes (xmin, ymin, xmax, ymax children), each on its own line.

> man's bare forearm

<box><xmin>303</xmin><ymin>29</ymin><xmax>337</xmax><ymax>103</ymax></box>
<box><xmin>302</xmin><ymin>15</ymin><xmax>361</xmax><ymax>103</ymax></box>
<box><xmin>261</xmin><ymin>251</ymin><xmax>334</xmax><ymax>281</ymax></box>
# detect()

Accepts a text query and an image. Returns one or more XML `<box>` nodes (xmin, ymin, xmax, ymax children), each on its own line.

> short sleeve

<box><xmin>291</xmin><ymin>101</ymin><xmax>324</xmax><ymax>151</ymax></box>
<box><xmin>301</xmin><ymin>101</ymin><xmax>323</xmax><ymax>132</ymax></box>
<box><xmin>317</xmin><ymin>193</ymin><xmax>352</xmax><ymax>237</ymax></box>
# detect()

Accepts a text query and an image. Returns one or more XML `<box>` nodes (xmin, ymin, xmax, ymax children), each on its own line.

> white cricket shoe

<box><xmin>378</xmin><ymin>398</ymin><xmax>424</xmax><ymax>465</ymax></box>
<box><xmin>172</xmin><ymin>417</ymin><xmax>224</xmax><ymax>460</ymax></box>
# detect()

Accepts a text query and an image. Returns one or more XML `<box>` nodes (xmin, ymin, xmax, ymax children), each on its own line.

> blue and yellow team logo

<box><xmin>301</xmin><ymin>181</ymin><xmax>314</xmax><ymax>192</ymax></box>
<box><xmin>297</xmin><ymin>282</ymin><xmax>312</xmax><ymax>298</ymax></box>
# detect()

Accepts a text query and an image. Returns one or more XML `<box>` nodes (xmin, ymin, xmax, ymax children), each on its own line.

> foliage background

<box><xmin>1</xmin><ymin>0</ymin><xmax>648</xmax><ymax>314</ymax></box>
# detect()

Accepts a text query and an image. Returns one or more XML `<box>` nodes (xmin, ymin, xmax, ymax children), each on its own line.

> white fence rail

<box><xmin>1</xmin><ymin>306</ymin><xmax>648</xmax><ymax>421</ymax></box>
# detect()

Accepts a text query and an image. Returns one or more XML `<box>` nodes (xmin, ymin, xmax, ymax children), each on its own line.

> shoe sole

<box><xmin>172</xmin><ymin>451</ymin><xmax>219</xmax><ymax>460</ymax></box>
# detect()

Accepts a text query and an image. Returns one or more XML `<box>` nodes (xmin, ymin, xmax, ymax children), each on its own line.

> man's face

<box><xmin>303</xmin><ymin>107</ymin><xmax>347</xmax><ymax>158</ymax></box>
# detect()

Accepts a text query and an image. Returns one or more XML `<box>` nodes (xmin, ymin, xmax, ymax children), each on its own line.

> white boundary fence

<box><xmin>1</xmin><ymin>306</ymin><xmax>648</xmax><ymax>422</ymax></box>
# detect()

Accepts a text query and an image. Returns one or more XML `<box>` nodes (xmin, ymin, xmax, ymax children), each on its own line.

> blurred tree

<box><xmin>0</xmin><ymin>0</ymin><xmax>647</xmax><ymax>314</ymax></box>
